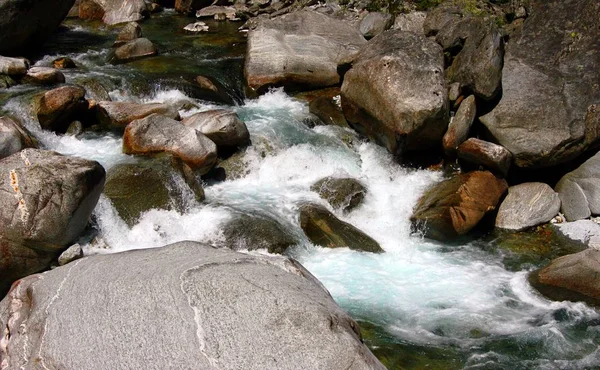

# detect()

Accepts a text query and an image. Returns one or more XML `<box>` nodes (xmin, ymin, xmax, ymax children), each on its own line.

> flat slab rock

<box><xmin>0</xmin><ymin>241</ymin><xmax>385</xmax><ymax>370</ymax></box>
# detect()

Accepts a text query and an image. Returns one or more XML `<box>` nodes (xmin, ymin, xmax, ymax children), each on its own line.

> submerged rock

<box><xmin>36</xmin><ymin>85</ymin><xmax>88</xmax><ymax>133</ymax></box>
<box><xmin>299</xmin><ymin>203</ymin><xmax>383</xmax><ymax>253</ymax></box>
<box><xmin>0</xmin><ymin>0</ymin><xmax>76</xmax><ymax>55</ymax></box>
<box><xmin>96</xmin><ymin>101</ymin><xmax>179</xmax><ymax>128</ymax></box>
<box><xmin>495</xmin><ymin>183</ymin><xmax>561</xmax><ymax>231</ymax></box>
<box><xmin>0</xmin><ymin>116</ymin><xmax>37</xmax><ymax>160</ymax></box>
<box><xmin>411</xmin><ymin>171</ymin><xmax>508</xmax><ymax>241</ymax></box>
<box><xmin>182</xmin><ymin>109</ymin><xmax>250</xmax><ymax>148</ymax></box>
<box><xmin>555</xmin><ymin>151</ymin><xmax>600</xmax><ymax>221</ymax></box>
<box><xmin>244</xmin><ymin>10</ymin><xmax>366</xmax><ymax>95</ymax></box>
<box><xmin>457</xmin><ymin>138</ymin><xmax>512</xmax><ymax>177</ymax></box>
<box><xmin>311</xmin><ymin>177</ymin><xmax>366</xmax><ymax>212</ymax></box>
<box><xmin>123</xmin><ymin>113</ymin><xmax>217</xmax><ymax>174</ymax></box>
<box><xmin>22</xmin><ymin>67</ymin><xmax>66</xmax><ymax>85</ymax></box>
<box><xmin>108</xmin><ymin>38</ymin><xmax>157</xmax><ymax>65</ymax></box>
<box><xmin>0</xmin><ymin>241</ymin><xmax>385</xmax><ymax>369</ymax></box>
<box><xmin>184</xmin><ymin>21</ymin><xmax>209</xmax><ymax>33</ymax></box>
<box><xmin>0</xmin><ymin>149</ymin><xmax>105</xmax><ymax>294</ymax></box>
<box><xmin>442</xmin><ymin>95</ymin><xmax>476</xmax><ymax>155</ymax></box>
<box><xmin>221</xmin><ymin>213</ymin><xmax>297</xmax><ymax>254</ymax></box>
<box><xmin>341</xmin><ymin>30</ymin><xmax>448</xmax><ymax>155</ymax></box>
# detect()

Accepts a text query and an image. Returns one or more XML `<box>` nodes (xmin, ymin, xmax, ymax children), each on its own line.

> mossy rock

<box><xmin>220</xmin><ymin>213</ymin><xmax>297</xmax><ymax>254</ymax></box>
<box><xmin>310</xmin><ymin>177</ymin><xmax>366</xmax><ymax>212</ymax></box>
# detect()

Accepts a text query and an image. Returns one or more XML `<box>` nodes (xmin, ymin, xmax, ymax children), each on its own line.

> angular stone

<box><xmin>442</xmin><ymin>95</ymin><xmax>476</xmax><ymax>154</ymax></box>
<box><xmin>182</xmin><ymin>109</ymin><xmax>250</xmax><ymax>148</ymax></box>
<box><xmin>57</xmin><ymin>243</ymin><xmax>83</xmax><ymax>266</ymax></box>
<box><xmin>52</xmin><ymin>56</ymin><xmax>77</xmax><ymax>69</ymax></box>
<box><xmin>359</xmin><ymin>12</ymin><xmax>394</xmax><ymax>39</ymax></box>
<box><xmin>22</xmin><ymin>67</ymin><xmax>65</xmax><ymax>85</ymax></box>
<box><xmin>175</xmin><ymin>0</ymin><xmax>211</xmax><ymax>14</ymax></box>
<box><xmin>496</xmin><ymin>183</ymin><xmax>561</xmax><ymax>231</ymax></box>
<box><xmin>36</xmin><ymin>85</ymin><xmax>88</xmax><ymax>133</ymax></box>
<box><xmin>79</xmin><ymin>0</ymin><xmax>105</xmax><ymax>20</ymax></box>
<box><xmin>95</xmin><ymin>0</ymin><xmax>148</xmax><ymax>25</ymax></box>
<box><xmin>457</xmin><ymin>138</ymin><xmax>512</xmax><ymax>177</ymax></box>
<box><xmin>309</xmin><ymin>96</ymin><xmax>349</xmax><ymax>128</ymax></box>
<box><xmin>96</xmin><ymin>101</ymin><xmax>179</xmax><ymax>128</ymax></box>
<box><xmin>310</xmin><ymin>177</ymin><xmax>366</xmax><ymax>212</ymax></box>
<box><xmin>555</xmin><ymin>151</ymin><xmax>600</xmax><ymax>221</ymax></box>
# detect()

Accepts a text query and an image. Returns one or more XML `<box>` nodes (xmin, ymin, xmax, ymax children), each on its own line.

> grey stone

<box><xmin>393</xmin><ymin>11</ymin><xmax>426</xmax><ymax>34</ymax></box>
<box><xmin>448</xmin><ymin>82</ymin><xmax>461</xmax><ymax>102</ymax></box>
<box><xmin>108</xmin><ymin>38</ymin><xmax>157</xmax><ymax>65</ymax></box>
<box><xmin>182</xmin><ymin>109</ymin><xmax>250</xmax><ymax>148</ymax></box>
<box><xmin>244</xmin><ymin>10</ymin><xmax>366</xmax><ymax>95</ymax></box>
<box><xmin>359</xmin><ymin>12</ymin><xmax>394</xmax><ymax>39</ymax></box>
<box><xmin>341</xmin><ymin>30</ymin><xmax>448</xmax><ymax>155</ymax></box>
<box><xmin>114</xmin><ymin>22</ymin><xmax>142</xmax><ymax>46</ymax></box>
<box><xmin>496</xmin><ymin>182</ymin><xmax>561</xmax><ymax>231</ymax></box>
<box><xmin>552</xmin><ymin>220</ymin><xmax>600</xmax><ymax>249</ymax></box>
<box><xmin>0</xmin><ymin>116</ymin><xmax>36</xmax><ymax>160</ymax></box>
<box><xmin>479</xmin><ymin>0</ymin><xmax>600</xmax><ymax>169</ymax></box>
<box><xmin>555</xmin><ymin>151</ymin><xmax>600</xmax><ymax>221</ymax></box>
<box><xmin>0</xmin><ymin>56</ymin><xmax>28</xmax><ymax>76</ymax></box>
<box><xmin>96</xmin><ymin>101</ymin><xmax>179</xmax><ymax>128</ymax></box>
<box><xmin>22</xmin><ymin>67</ymin><xmax>66</xmax><ymax>85</ymax></box>
<box><xmin>457</xmin><ymin>138</ymin><xmax>512</xmax><ymax>177</ymax></box>
<box><xmin>0</xmin><ymin>241</ymin><xmax>385</xmax><ymax>370</ymax></box>
<box><xmin>442</xmin><ymin>95</ymin><xmax>476</xmax><ymax>154</ymax></box>
<box><xmin>311</xmin><ymin>177</ymin><xmax>366</xmax><ymax>212</ymax></box>
<box><xmin>57</xmin><ymin>243</ymin><xmax>83</xmax><ymax>266</ymax></box>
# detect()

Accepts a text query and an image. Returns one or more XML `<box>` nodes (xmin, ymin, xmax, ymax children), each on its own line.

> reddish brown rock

<box><xmin>96</xmin><ymin>101</ymin><xmax>179</xmax><ymax>128</ymax></box>
<box><xmin>22</xmin><ymin>67</ymin><xmax>65</xmax><ymax>85</ymax></box>
<box><xmin>36</xmin><ymin>86</ymin><xmax>88</xmax><ymax>133</ymax></box>
<box><xmin>457</xmin><ymin>138</ymin><xmax>512</xmax><ymax>177</ymax></box>
<box><xmin>79</xmin><ymin>0</ymin><xmax>105</xmax><ymax>20</ymax></box>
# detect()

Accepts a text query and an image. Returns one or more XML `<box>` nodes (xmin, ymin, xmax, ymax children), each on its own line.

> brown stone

<box><xmin>96</xmin><ymin>101</ymin><xmax>179</xmax><ymax>128</ymax></box>
<box><xmin>457</xmin><ymin>138</ymin><xmax>512</xmax><ymax>177</ymax></box>
<box><xmin>442</xmin><ymin>95</ymin><xmax>476</xmax><ymax>155</ymax></box>
<box><xmin>79</xmin><ymin>0</ymin><xmax>105</xmax><ymax>20</ymax></box>
<box><xmin>36</xmin><ymin>86</ymin><xmax>88</xmax><ymax>133</ymax></box>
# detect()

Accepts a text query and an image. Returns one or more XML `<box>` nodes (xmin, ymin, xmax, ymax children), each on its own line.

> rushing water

<box><xmin>2</xmin><ymin>12</ymin><xmax>600</xmax><ymax>370</ymax></box>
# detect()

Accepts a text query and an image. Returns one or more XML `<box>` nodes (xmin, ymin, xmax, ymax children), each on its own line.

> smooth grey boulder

<box><xmin>244</xmin><ymin>10</ymin><xmax>366</xmax><ymax>95</ymax></box>
<box><xmin>182</xmin><ymin>109</ymin><xmax>250</xmax><ymax>148</ymax></box>
<box><xmin>0</xmin><ymin>56</ymin><xmax>28</xmax><ymax>76</ymax></box>
<box><xmin>123</xmin><ymin>113</ymin><xmax>217</xmax><ymax>174</ymax></box>
<box><xmin>95</xmin><ymin>0</ymin><xmax>148</xmax><ymax>25</ymax></box>
<box><xmin>393</xmin><ymin>11</ymin><xmax>426</xmax><ymax>34</ymax></box>
<box><xmin>442</xmin><ymin>95</ymin><xmax>476</xmax><ymax>154</ymax></box>
<box><xmin>479</xmin><ymin>0</ymin><xmax>600</xmax><ymax>169</ymax></box>
<box><xmin>0</xmin><ymin>241</ymin><xmax>385</xmax><ymax>370</ymax></box>
<box><xmin>555</xmin><ymin>151</ymin><xmax>600</xmax><ymax>221</ymax></box>
<box><xmin>457</xmin><ymin>138</ymin><xmax>512</xmax><ymax>177</ymax></box>
<box><xmin>0</xmin><ymin>0</ymin><xmax>75</xmax><ymax>55</ymax></box>
<box><xmin>341</xmin><ymin>30</ymin><xmax>448</xmax><ymax>155</ymax></box>
<box><xmin>220</xmin><ymin>212</ymin><xmax>297</xmax><ymax>254</ymax></box>
<box><xmin>0</xmin><ymin>149</ymin><xmax>105</xmax><ymax>294</ymax></box>
<box><xmin>108</xmin><ymin>38</ymin><xmax>157</xmax><ymax>65</ymax></box>
<box><xmin>359</xmin><ymin>12</ymin><xmax>394</xmax><ymax>39</ymax></box>
<box><xmin>96</xmin><ymin>101</ymin><xmax>179</xmax><ymax>128</ymax></box>
<box><xmin>496</xmin><ymin>183</ymin><xmax>561</xmax><ymax>231</ymax></box>
<box><xmin>0</xmin><ymin>116</ymin><xmax>36</xmax><ymax>160</ymax></box>
<box><xmin>552</xmin><ymin>220</ymin><xmax>600</xmax><ymax>249</ymax></box>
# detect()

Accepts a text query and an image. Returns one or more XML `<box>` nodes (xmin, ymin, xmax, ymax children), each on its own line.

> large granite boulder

<box><xmin>94</xmin><ymin>0</ymin><xmax>148</xmax><ymax>25</ymax></box>
<box><xmin>311</xmin><ymin>177</ymin><xmax>366</xmax><ymax>213</ymax></box>
<box><xmin>0</xmin><ymin>241</ymin><xmax>385</xmax><ymax>370</ymax></box>
<box><xmin>244</xmin><ymin>10</ymin><xmax>366</xmax><ymax>95</ymax></box>
<box><xmin>555</xmin><ymin>151</ymin><xmax>600</xmax><ymax>221</ymax></box>
<box><xmin>0</xmin><ymin>117</ymin><xmax>36</xmax><ymax>160</ymax></box>
<box><xmin>457</xmin><ymin>138</ymin><xmax>512</xmax><ymax>177</ymax></box>
<box><xmin>479</xmin><ymin>0</ymin><xmax>600</xmax><ymax>169</ymax></box>
<box><xmin>530</xmin><ymin>248</ymin><xmax>600</xmax><ymax>306</ymax></box>
<box><xmin>341</xmin><ymin>30</ymin><xmax>448</xmax><ymax>155</ymax></box>
<box><xmin>0</xmin><ymin>0</ymin><xmax>76</xmax><ymax>55</ymax></box>
<box><xmin>299</xmin><ymin>204</ymin><xmax>383</xmax><ymax>253</ymax></box>
<box><xmin>36</xmin><ymin>85</ymin><xmax>88</xmax><ymax>133</ymax></box>
<box><xmin>108</xmin><ymin>38</ymin><xmax>158</xmax><ymax>65</ymax></box>
<box><xmin>220</xmin><ymin>213</ymin><xmax>297</xmax><ymax>254</ymax></box>
<box><xmin>123</xmin><ymin>113</ymin><xmax>217</xmax><ymax>174</ymax></box>
<box><xmin>0</xmin><ymin>149</ymin><xmax>105</xmax><ymax>294</ymax></box>
<box><xmin>182</xmin><ymin>109</ymin><xmax>250</xmax><ymax>148</ymax></box>
<box><xmin>96</xmin><ymin>101</ymin><xmax>179</xmax><ymax>129</ymax></box>
<box><xmin>496</xmin><ymin>182</ymin><xmax>561</xmax><ymax>231</ymax></box>
<box><xmin>411</xmin><ymin>171</ymin><xmax>508</xmax><ymax>241</ymax></box>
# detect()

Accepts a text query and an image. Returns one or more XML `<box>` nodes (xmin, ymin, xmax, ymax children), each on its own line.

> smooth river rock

<box><xmin>182</xmin><ymin>109</ymin><xmax>250</xmax><ymax>148</ymax></box>
<box><xmin>0</xmin><ymin>56</ymin><xmax>28</xmax><ymax>76</ymax></box>
<box><xmin>22</xmin><ymin>66</ymin><xmax>66</xmax><ymax>85</ymax></box>
<box><xmin>36</xmin><ymin>85</ymin><xmax>88</xmax><ymax>133</ymax></box>
<box><xmin>0</xmin><ymin>241</ymin><xmax>385</xmax><ymax>370</ymax></box>
<box><xmin>220</xmin><ymin>212</ymin><xmax>297</xmax><ymax>254</ymax></box>
<box><xmin>496</xmin><ymin>182</ymin><xmax>561</xmax><ymax>231</ymax></box>
<box><xmin>552</xmin><ymin>220</ymin><xmax>600</xmax><ymax>249</ymax></box>
<box><xmin>108</xmin><ymin>38</ymin><xmax>158</xmax><ymax>64</ymax></box>
<box><xmin>0</xmin><ymin>116</ymin><xmax>36</xmax><ymax>160</ymax></box>
<box><xmin>96</xmin><ymin>100</ymin><xmax>179</xmax><ymax>128</ymax></box>
<box><xmin>341</xmin><ymin>30</ymin><xmax>448</xmax><ymax>155</ymax></box>
<box><xmin>555</xmin><ymin>151</ymin><xmax>600</xmax><ymax>221</ymax></box>
<box><xmin>457</xmin><ymin>138</ymin><xmax>512</xmax><ymax>177</ymax></box>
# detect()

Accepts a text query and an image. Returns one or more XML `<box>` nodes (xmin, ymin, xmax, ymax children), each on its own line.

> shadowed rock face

<box><xmin>0</xmin><ymin>241</ymin><xmax>386</xmax><ymax>370</ymax></box>
<box><xmin>182</xmin><ymin>109</ymin><xmax>250</xmax><ymax>148</ymax></box>
<box><xmin>341</xmin><ymin>30</ymin><xmax>449</xmax><ymax>155</ymax></box>
<box><xmin>555</xmin><ymin>151</ymin><xmax>600</xmax><ymax>221</ymax></box>
<box><xmin>0</xmin><ymin>117</ymin><xmax>37</xmax><ymax>160</ymax></box>
<box><xmin>480</xmin><ymin>0</ymin><xmax>600</xmax><ymax>169</ymax></box>
<box><xmin>36</xmin><ymin>86</ymin><xmax>88</xmax><ymax>133</ymax></box>
<box><xmin>0</xmin><ymin>0</ymin><xmax>76</xmax><ymax>55</ymax></box>
<box><xmin>96</xmin><ymin>101</ymin><xmax>179</xmax><ymax>128</ymax></box>
<box><xmin>457</xmin><ymin>138</ymin><xmax>512</xmax><ymax>177</ymax></box>
<box><xmin>244</xmin><ymin>10</ymin><xmax>366</xmax><ymax>95</ymax></box>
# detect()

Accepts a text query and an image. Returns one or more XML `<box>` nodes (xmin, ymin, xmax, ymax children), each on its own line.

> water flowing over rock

<box><xmin>359</xmin><ymin>12</ymin><xmax>394</xmax><ymax>39</ymax></box>
<box><xmin>0</xmin><ymin>117</ymin><xmax>36</xmax><ymax>160</ymax></box>
<box><xmin>182</xmin><ymin>109</ymin><xmax>250</xmax><ymax>148</ymax></box>
<box><xmin>108</xmin><ymin>38</ymin><xmax>158</xmax><ymax>64</ymax></box>
<box><xmin>308</xmin><ymin>96</ymin><xmax>349</xmax><ymax>128</ymax></box>
<box><xmin>0</xmin><ymin>0</ymin><xmax>76</xmax><ymax>55</ymax></box>
<box><xmin>0</xmin><ymin>241</ymin><xmax>385</xmax><ymax>370</ymax></box>
<box><xmin>96</xmin><ymin>101</ymin><xmax>179</xmax><ymax>128</ymax></box>
<box><xmin>0</xmin><ymin>149</ymin><xmax>105</xmax><ymax>294</ymax></box>
<box><xmin>479</xmin><ymin>0</ymin><xmax>600</xmax><ymax>169</ymax></box>
<box><xmin>457</xmin><ymin>138</ymin><xmax>512</xmax><ymax>177</ymax></box>
<box><xmin>530</xmin><ymin>248</ymin><xmax>600</xmax><ymax>306</ymax></box>
<box><xmin>341</xmin><ymin>30</ymin><xmax>448</xmax><ymax>155</ymax></box>
<box><xmin>496</xmin><ymin>183</ymin><xmax>561</xmax><ymax>231</ymax></box>
<box><xmin>411</xmin><ymin>171</ymin><xmax>508</xmax><ymax>241</ymax></box>
<box><xmin>555</xmin><ymin>151</ymin><xmax>600</xmax><ymax>221</ymax></box>
<box><xmin>311</xmin><ymin>177</ymin><xmax>366</xmax><ymax>212</ymax></box>
<box><xmin>300</xmin><ymin>204</ymin><xmax>383</xmax><ymax>253</ymax></box>
<box><xmin>442</xmin><ymin>95</ymin><xmax>476</xmax><ymax>154</ymax></box>
<box><xmin>36</xmin><ymin>85</ymin><xmax>88</xmax><ymax>133</ymax></box>
<box><xmin>244</xmin><ymin>10</ymin><xmax>367</xmax><ymax>95</ymax></box>
<box><xmin>123</xmin><ymin>113</ymin><xmax>217</xmax><ymax>174</ymax></box>
<box><xmin>220</xmin><ymin>213</ymin><xmax>297</xmax><ymax>254</ymax></box>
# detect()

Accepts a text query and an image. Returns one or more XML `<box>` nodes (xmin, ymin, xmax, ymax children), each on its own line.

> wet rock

<box><xmin>495</xmin><ymin>183</ymin><xmax>561</xmax><ymax>231</ymax></box>
<box><xmin>221</xmin><ymin>213</ymin><xmax>297</xmax><ymax>254</ymax></box>
<box><xmin>244</xmin><ymin>10</ymin><xmax>366</xmax><ymax>95</ymax></box>
<box><xmin>57</xmin><ymin>243</ymin><xmax>83</xmax><ymax>266</ymax></box>
<box><xmin>52</xmin><ymin>56</ymin><xmax>77</xmax><ymax>69</ymax></box>
<box><xmin>36</xmin><ymin>85</ymin><xmax>88</xmax><ymax>133</ymax></box>
<box><xmin>114</xmin><ymin>22</ymin><xmax>142</xmax><ymax>47</ymax></box>
<box><xmin>196</xmin><ymin>5</ymin><xmax>236</xmax><ymax>18</ymax></box>
<box><xmin>193</xmin><ymin>75</ymin><xmax>235</xmax><ymax>105</ymax></box>
<box><xmin>359</xmin><ymin>12</ymin><xmax>394</xmax><ymax>39</ymax></box>
<box><xmin>66</xmin><ymin>120</ymin><xmax>84</xmax><ymax>136</ymax></box>
<box><xmin>411</xmin><ymin>171</ymin><xmax>508</xmax><ymax>241</ymax></box>
<box><xmin>310</xmin><ymin>177</ymin><xmax>366</xmax><ymax>212</ymax></box>
<box><xmin>0</xmin><ymin>241</ymin><xmax>385</xmax><ymax>370</ymax></box>
<box><xmin>73</xmin><ymin>77</ymin><xmax>112</xmax><ymax>101</ymax></box>
<box><xmin>217</xmin><ymin>150</ymin><xmax>250</xmax><ymax>180</ymax></box>
<box><xmin>299</xmin><ymin>203</ymin><xmax>383</xmax><ymax>253</ymax></box>
<box><xmin>552</xmin><ymin>220</ymin><xmax>600</xmax><ymax>249</ymax></box>
<box><xmin>22</xmin><ymin>67</ymin><xmax>66</xmax><ymax>85</ymax></box>
<box><xmin>0</xmin><ymin>149</ymin><xmax>105</xmax><ymax>294</ymax></box>
<box><xmin>0</xmin><ymin>0</ymin><xmax>76</xmax><ymax>55</ymax></box>
<box><xmin>175</xmin><ymin>0</ymin><xmax>211</xmax><ymax>14</ymax></box>
<box><xmin>0</xmin><ymin>75</ymin><xmax>18</xmax><ymax>88</ymax></box>
<box><xmin>0</xmin><ymin>56</ymin><xmax>28</xmax><ymax>77</ymax></box>
<box><xmin>393</xmin><ymin>11</ymin><xmax>426</xmax><ymax>34</ymax></box>
<box><xmin>341</xmin><ymin>30</ymin><xmax>448</xmax><ymax>155</ymax></box>
<box><xmin>124</xmin><ymin>113</ymin><xmax>217</xmax><ymax>174</ymax></box>
<box><xmin>555</xmin><ymin>151</ymin><xmax>600</xmax><ymax>221</ymax></box>
<box><xmin>436</xmin><ymin>17</ymin><xmax>504</xmax><ymax>101</ymax></box>
<box><xmin>530</xmin><ymin>248</ymin><xmax>600</xmax><ymax>306</ymax></box>
<box><xmin>184</xmin><ymin>21</ymin><xmax>209</xmax><ymax>33</ymax></box>
<box><xmin>0</xmin><ymin>116</ymin><xmax>37</xmax><ymax>159</ymax></box>
<box><xmin>182</xmin><ymin>109</ymin><xmax>250</xmax><ymax>148</ymax></box>
<box><xmin>108</xmin><ymin>38</ymin><xmax>157</xmax><ymax>65</ymax></box>
<box><xmin>309</xmin><ymin>96</ymin><xmax>349</xmax><ymax>128</ymax></box>
<box><xmin>479</xmin><ymin>0</ymin><xmax>600</xmax><ymax>169</ymax></box>
<box><xmin>457</xmin><ymin>138</ymin><xmax>512</xmax><ymax>177</ymax></box>
<box><xmin>78</xmin><ymin>0</ymin><xmax>105</xmax><ymax>20</ymax></box>
<box><xmin>442</xmin><ymin>95</ymin><xmax>475</xmax><ymax>154</ymax></box>
<box><xmin>96</xmin><ymin>101</ymin><xmax>178</xmax><ymax>129</ymax></box>
<box><xmin>95</xmin><ymin>0</ymin><xmax>148</xmax><ymax>25</ymax></box>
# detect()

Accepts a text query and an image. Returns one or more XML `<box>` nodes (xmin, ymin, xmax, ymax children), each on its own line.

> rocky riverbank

<box><xmin>1</xmin><ymin>0</ymin><xmax>599</xmax><ymax>368</ymax></box>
